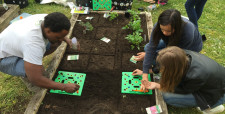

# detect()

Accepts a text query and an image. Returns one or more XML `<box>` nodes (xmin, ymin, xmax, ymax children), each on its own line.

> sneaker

<box><xmin>199</xmin><ymin>105</ymin><xmax>225</xmax><ymax>114</ymax></box>
<box><xmin>202</xmin><ymin>35</ymin><xmax>207</xmax><ymax>42</ymax></box>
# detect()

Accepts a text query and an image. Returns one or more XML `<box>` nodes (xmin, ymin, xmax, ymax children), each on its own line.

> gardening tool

<box><xmin>103</xmin><ymin>6</ymin><xmax>115</xmax><ymax>18</ymax></box>
<box><xmin>132</xmin><ymin>89</ymin><xmax>149</xmax><ymax>92</ymax></box>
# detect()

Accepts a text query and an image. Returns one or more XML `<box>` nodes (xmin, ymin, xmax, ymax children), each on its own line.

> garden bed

<box><xmin>25</xmin><ymin>11</ymin><xmax>168</xmax><ymax>114</ymax></box>
<box><xmin>0</xmin><ymin>4</ymin><xmax>20</xmax><ymax>32</ymax></box>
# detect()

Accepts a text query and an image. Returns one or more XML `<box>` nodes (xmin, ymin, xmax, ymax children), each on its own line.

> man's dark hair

<box><xmin>44</xmin><ymin>12</ymin><xmax>71</xmax><ymax>32</ymax></box>
<box><xmin>152</xmin><ymin>9</ymin><xmax>185</xmax><ymax>46</ymax></box>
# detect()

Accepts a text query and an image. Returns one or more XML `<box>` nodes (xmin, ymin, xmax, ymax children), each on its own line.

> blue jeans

<box><xmin>163</xmin><ymin>92</ymin><xmax>225</xmax><ymax>108</ymax></box>
<box><xmin>0</xmin><ymin>42</ymin><xmax>51</xmax><ymax>77</ymax></box>
<box><xmin>144</xmin><ymin>39</ymin><xmax>166</xmax><ymax>52</ymax></box>
<box><xmin>185</xmin><ymin>0</ymin><xmax>207</xmax><ymax>27</ymax></box>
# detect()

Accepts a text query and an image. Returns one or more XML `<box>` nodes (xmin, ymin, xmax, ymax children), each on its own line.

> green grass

<box><xmin>0</xmin><ymin>0</ymin><xmax>225</xmax><ymax>113</ymax></box>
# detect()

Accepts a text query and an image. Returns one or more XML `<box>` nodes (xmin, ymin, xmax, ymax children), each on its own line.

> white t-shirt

<box><xmin>0</xmin><ymin>14</ymin><xmax>49</xmax><ymax>65</ymax></box>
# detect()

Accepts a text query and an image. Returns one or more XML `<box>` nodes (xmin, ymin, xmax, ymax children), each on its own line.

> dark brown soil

<box><xmin>0</xmin><ymin>7</ymin><xmax>8</xmax><ymax>17</ymax></box>
<box><xmin>38</xmin><ymin>12</ymin><xmax>155</xmax><ymax>114</ymax></box>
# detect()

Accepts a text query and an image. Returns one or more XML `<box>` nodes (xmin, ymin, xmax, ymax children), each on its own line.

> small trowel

<box><xmin>103</xmin><ymin>6</ymin><xmax>115</xmax><ymax>18</ymax></box>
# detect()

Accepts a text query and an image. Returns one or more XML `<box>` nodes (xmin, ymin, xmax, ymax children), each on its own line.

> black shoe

<box><xmin>202</xmin><ymin>35</ymin><xmax>207</xmax><ymax>42</ymax></box>
<box><xmin>35</xmin><ymin>0</ymin><xmax>41</xmax><ymax>3</ymax></box>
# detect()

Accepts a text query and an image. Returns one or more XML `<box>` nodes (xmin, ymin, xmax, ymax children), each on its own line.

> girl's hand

<box><xmin>132</xmin><ymin>69</ymin><xmax>143</xmax><ymax>76</ymax></box>
<box><xmin>141</xmin><ymin>80</ymin><xmax>160</xmax><ymax>90</ymax></box>
<box><xmin>134</xmin><ymin>52</ymin><xmax>146</xmax><ymax>61</ymax></box>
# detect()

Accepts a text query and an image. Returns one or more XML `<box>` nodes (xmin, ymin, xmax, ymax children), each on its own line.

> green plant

<box><xmin>79</xmin><ymin>21</ymin><xmax>93</xmax><ymax>31</ymax></box>
<box><xmin>122</xmin><ymin>10</ymin><xmax>143</xmax><ymax>50</ymax></box>
<box><xmin>127</xmin><ymin>10</ymin><xmax>140</xmax><ymax>21</ymax></box>
<box><xmin>122</xmin><ymin>19</ymin><xmax>143</xmax><ymax>32</ymax></box>
<box><xmin>79</xmin><ymin>21</ymin><xmax>93</xmax><ymax>34</ymax></box>
<box><xmin>109</xmin><ymin>12</ymin><xmax>118</xmax><ymax>21</ymax></box>
<box><xmin>125</xmin><ymin>31</ymin><xmax>143</xmax><ymax>50</ymax></box>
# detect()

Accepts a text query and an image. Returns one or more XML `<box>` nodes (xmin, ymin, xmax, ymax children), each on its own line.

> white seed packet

<box><xmin>100</xmin><ymin>37</ymin><xmax>111</xmax><ymax>43</ymax></box>
<box><xmin>130</xmin><ymin>55</ymin><xmax>137</xmax><ymax>64</ymax></box>
<box><xmin>67</xmin><ymin>55</ymin><xmax>79</xmax><ymax>60</ymax></box>
<box><xmin>86</xmin><ymin>17</ymin><xmax>93</xmax><ymax>20</ymax></box>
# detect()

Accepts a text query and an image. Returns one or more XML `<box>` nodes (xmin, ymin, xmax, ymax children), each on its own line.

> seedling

<box><xmin>79</xmin><ymin>21</ymin><xmax>93</xmax><ymax>34</ymax></box>
<box><xmin>122</xmin><ymin>10</ymin><xmax>143</xmax><ymax>50</ymax></box>
<box><xmin>125</xmin><ymin>31</ymin><xmax>143</xmax><ymax>50</ymax></box>
<box><xmin>127</xmin><ymin>10</ymin><xmax>140</xmax><ymax>21</ymax></box>
<box><xmin>122</xmin><ymin>19</ymin><xmax>143</xmax><ymax>32</ymax></box>
<box><xmin>109</xmin><ymin>12</ymin><xmax>118</xmax><ymax>21</ymax></box>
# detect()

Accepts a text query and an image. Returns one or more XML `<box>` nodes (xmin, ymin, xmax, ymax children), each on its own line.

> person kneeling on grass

<box><xmin>0</xmin><ymin>12</ymin><xmax>80</xmax><ymax>93</ymax></box>
<box><xmin>132</xmin><ymin>46</ymin><xmax>225</xmax><ymax>114</ymax></box>
<box><xmin>134</xmin><ymin>9</ymin><xmax>203</xmax><ymax>75</ymax></box>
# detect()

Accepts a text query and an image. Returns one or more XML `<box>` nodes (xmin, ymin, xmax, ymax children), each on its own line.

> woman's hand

<box><xmin>134</xmin><ymin>52</ymin><xmax>146</xmax><ymax>61</ymax></box>
<box><xmin>132</xmin><ymin>69</ymin><xmax>143</xmax><ymax>76</ymax></box>
<box><xmin>141</xmin><ymin>80</ymin><xmax>160</xmax><ymax>90</ymax></box>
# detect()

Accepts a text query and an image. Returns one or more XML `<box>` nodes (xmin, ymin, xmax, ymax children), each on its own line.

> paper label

<box><xmin>100</xmin><ymin>37</ymin><xmax>111</xmax><ymax>43</ymax></box>
<box><xmin>67</xmin><ymin>55</ymin><xmax>79</xmax><ymax>60</ymax></box>
<box><xmin>130</xmin><ymin>55</ymin><xmax>137</xmax><ymax>64</ymax></box>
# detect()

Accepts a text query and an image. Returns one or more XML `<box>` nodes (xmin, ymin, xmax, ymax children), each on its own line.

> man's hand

<box><xmin>64</xmin><ymin>37</ymin><xmax>80</xmax><ymax>51</ymax></box>
<box><xmin>24</xmin><ymin>61</ymin><xmax>79</xmax><ymax>92</ymax></box>
<box><xmin>64</xmin><ymin>37</ymin><xmax>73</xmax><ymax>48</ymax></box>
<box><xmin>132</xmin><ymin>69</ymin><xmax>143</xmax><ymax>76</ymax></box>
<box><xmin>63</xmin><ymin>83</ymin><xmax>80</xmax><ymax>93</ymax></box>
<box><xmin>134</xmin><ymin>52</ymin><xmax>146</xmax><ymax>61</ymax></box>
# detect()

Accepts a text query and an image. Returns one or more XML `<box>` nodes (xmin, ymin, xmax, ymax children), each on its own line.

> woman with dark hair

<box><xmin>134</xmin><ymin>9</ymin><xmax>203</xmax><ymax>89</ymax></box>
<box><xmin>133</xmin><ymin>46</ymin><xmax>225</xmax><ymax>113</ymax></box>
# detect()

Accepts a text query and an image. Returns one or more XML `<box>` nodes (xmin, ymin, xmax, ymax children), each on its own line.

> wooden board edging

<box><xmin>154</xmin><ymin>76</ymin><xmax>168</xmax><ymax>114</ymax></box>
<box><xmin>0</xmin><ymin>4</ymin><xmax>20</xmax><ymax>32</ymax></box>
<box><xmin>24</xmin><ymin>14</ymin><xmax>79</xmax><ymax>114</ymax></box>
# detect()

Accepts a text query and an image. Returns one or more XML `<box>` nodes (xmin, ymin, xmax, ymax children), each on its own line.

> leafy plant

<box><xmin>122</xmin><ymin>10</ymin><xmax>143</xmax><ymax>50</ymax></box>
<box><xmin>79</xmin><ymin>21</ymin><xmax>93</xmax><ymax>34</ymax></box>
<box><xmin>109</xmin><ymin>12</ymin><xmax>118</xmax><ymax>21</ymax></box>
<box><xmin>127</xmin><ymin>10</ymin><xmax>140</xmax><ymax>21</ymax></box>
<box><xmin>122</xmin><ymin>19</ymin><xmax>143</xmax><ymax>32</ymax></box>
<box><xmin>125</xmin><ymin>31</ymin><xmax>143</xmax><ymax>50</ymax></box>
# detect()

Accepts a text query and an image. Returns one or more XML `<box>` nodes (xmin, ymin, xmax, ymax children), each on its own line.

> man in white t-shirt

<box><xmin>0</xmin><ymin>12</ymin><xmax>80</xmax><ymax>93</ymax></box>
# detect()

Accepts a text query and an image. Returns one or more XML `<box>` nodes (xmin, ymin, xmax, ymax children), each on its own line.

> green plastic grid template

<box><xmin>92</xmin><ymin>0</ymin><xmax>112</xmax><ymax>10</ymax></box>
<box><xmin>50</xmin><ymin>71</ymin><xmax>86</xmax><ymax>96</ymax></box>
<box><xmin>121</xmin><ymin>72</ymin><xmax>152</xmax><ymax>95</ymax></box>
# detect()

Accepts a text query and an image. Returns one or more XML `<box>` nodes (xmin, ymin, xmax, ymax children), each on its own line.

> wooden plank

<box><xmin>145</xmin><ymin>12</ymin><xmax>153</xmax><ymax>40</ymax></box>
<box><xmin>24</xmin><ymin>14</ymin><xmax>79</xmax><ymax>114</ymax></box>
<box><xmin>154</xmin><ymin>76</ymin><xmax>168</xmax><ymax>114</ymax></box>
<box><xmin>0</xmin><ymin>4</ymin><xmax>20</xmax><ymax>32</ymax></box>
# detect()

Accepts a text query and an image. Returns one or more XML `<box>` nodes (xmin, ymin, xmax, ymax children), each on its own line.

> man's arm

<box><xmin>24</xmin><ymin>61</ymin><xmax>79</xmax><ymax>93</ymax></box>
<box><xmin>63</xmin><ymin>37</ymin><xmax>72</xmax><ymax>48</ymax></box>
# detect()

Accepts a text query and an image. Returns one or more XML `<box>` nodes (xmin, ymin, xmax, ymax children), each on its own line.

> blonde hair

<box><xmin>156</xmin><ymin>46</ymin><xmax>189</xmax><ymax>92</ymax></box>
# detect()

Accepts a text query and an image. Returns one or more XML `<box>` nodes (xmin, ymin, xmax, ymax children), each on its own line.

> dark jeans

<box><xmin>185</xmin><ymin>0</ymin><xmax>207</xmax><ymax>27</ymax></box>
